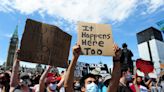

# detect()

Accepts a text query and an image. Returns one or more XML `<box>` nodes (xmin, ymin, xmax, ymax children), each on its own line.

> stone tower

<box><xmin>6</xmin><ymin>25</ymin><xmax>19</xmax><ymax>67</ymax></box>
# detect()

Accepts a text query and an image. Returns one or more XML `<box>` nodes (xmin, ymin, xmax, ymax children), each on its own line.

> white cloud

<box><xmin>140</xmin><ymin>0</ymin><xmax>164</xmax><ymax>14</ymax></box>
<box><xmin>1</xmin><ymin>33</ymin><xmax>12</xmax><ymax>38</ymax></box>
<box><xmin>13</xmin><ymin>0</ymin><xmax>42</xmax><ymax>14</ymax></box>
<box><xmin>0</xmin><ymin>33</ymin><xmax>12</xmax><ymax>39</ymax></box>
<box><xmin>147</xmin><ymin>0</ymin><xmax>164</xmax><ymax>13</ymax></box>
<box><xmin>0</xmin><ymin>0</ymin><xmax>13</xmax><ymax>12</ymax></box>
<box><xmin>0</xmin><ymin>0</ymin><xmax>163</xmax><ymax>23</ymax></box>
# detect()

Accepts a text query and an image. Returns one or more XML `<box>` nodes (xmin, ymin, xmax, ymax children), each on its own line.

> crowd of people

<box><xmin>0</xmin><ymin>43</ymin><xmax>164</xmax><ymax>92</ymax></box>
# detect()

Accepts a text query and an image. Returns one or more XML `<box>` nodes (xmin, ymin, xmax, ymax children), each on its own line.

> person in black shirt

<box><xmin>121</xmin><ymin>43</ymin><xmax>133</xmax><ymax>73</ymax></box>
<box><xmin>117</xmin><ymin>66</ymin><xmax>132</xmax><ymax>92</ymax></box>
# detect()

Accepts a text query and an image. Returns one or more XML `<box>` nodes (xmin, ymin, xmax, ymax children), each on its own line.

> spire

<box><xmin>12</xmin><ymin>25</ymin><xmax>18</xmax><ymax>38</ymax></box>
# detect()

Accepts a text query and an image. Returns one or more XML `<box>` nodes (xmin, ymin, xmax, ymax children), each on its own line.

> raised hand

<box><xmin>72</xmin><ymin>44</ymin><xmax>81</xmax><ymax>58</ymax></box>
<box><xmin>113</xmin><ymin>44</ymin><xmax>122</xmax><ymax>61</ymax></box>
<box><xmin>15</xmin><ymin>49</ymin><xmax>20</xmax><ymax>62</ymax></box>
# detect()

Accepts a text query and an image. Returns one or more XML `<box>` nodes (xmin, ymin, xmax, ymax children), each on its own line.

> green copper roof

<box><xmin>12</xmin><ymin>25</ymin><xmax>18</xmax><ymax>38</ymax></box>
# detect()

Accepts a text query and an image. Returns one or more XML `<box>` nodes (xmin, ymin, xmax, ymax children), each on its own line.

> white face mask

<box><xmin>75</xmin><ymin>82</ymin><xmax>80</xmax><ymax>87</ymax></box>
<box><xmin>126</xmin><ymin>74</ymin><xmax>132</xmax><ymax>81</ymax></box>
<box><xmin>49</xmin><ymin>83</ymin><xmax>57</xmax><ymax>91</ymax></box>
<box><xmin>86</xmin><ymin>83</ymin><xmax>98</xmax><ymax>92</ymax></box>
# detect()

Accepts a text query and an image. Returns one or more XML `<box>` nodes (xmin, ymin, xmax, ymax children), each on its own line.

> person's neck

<box><xmin>120</xmin><ymin>77</ymin><xmax>126</xmax><ymax>86</ymax></box>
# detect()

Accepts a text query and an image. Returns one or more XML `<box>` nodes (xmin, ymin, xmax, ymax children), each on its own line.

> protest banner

<box><xmin>74</xmin><ymin>62</ymin><xmax>89</xmax><ymax>80</ymax></box>
<box><xmin>77</xmin><ymin>22</ymin><xmax>114</xmax><ymax>56</ymax></box>
<box><xmin>18</xmin><ymin>19</ymin><xmax>71</xmax><ymax>68</ymax></box>
<box><xmin>73</xmin><ymin>61</ymin><xmax>109</xmax><ymax>80</ymax></box>
<box><xmin>136</xmin><ymin>59</ymin><xmax>154</xmax><ymax>74</ymax></box>
<box><xmin>89</xmin><ymin>63</ymin><xmax>109</xmax><ymax>76</ymax></box>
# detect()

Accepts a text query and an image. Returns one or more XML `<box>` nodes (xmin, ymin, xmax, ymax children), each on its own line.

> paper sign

<box><xmin>74</xmin><ymin>62</ymin><xmax>88</xmax><ymax>79</ymax></box>
<box><xmin>18</xmin><ymin>19</ymin><xmax>71</xmax><ymax>68</ymax></box>
<box><xmin>78</xmin><ymin>22</ymin><xmax>114</xmax><ymax>56</ymax></box>
<box><xmin>73</xmin><ymin>61</ymin><xmax>109</xmax><ymax>79</ymax></box>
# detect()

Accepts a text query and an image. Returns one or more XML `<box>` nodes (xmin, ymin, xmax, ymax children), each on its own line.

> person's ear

<box><xmin>81</xmin><ymin>86</ymin><xmax>85</xmax><ymax>92</ymax></box>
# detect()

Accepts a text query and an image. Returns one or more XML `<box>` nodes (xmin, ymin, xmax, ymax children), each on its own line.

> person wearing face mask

<box><xmin>64</xmin><ymin>44</ymin><xmax>99</xmax><ymax>92</ymax></box>
<box><xmin>101</xmin><ymin>74</ymin><xmax>111</xmax><ymax>92</ymax></box>
<box><xmin>10</xmin><ymin>50</ymin><xmax>35</xmax><ymax>92</ymax></box>
<box><xmin>130</xmin><ymin>74</ymin><xmax>148</xmax><ymax>92</ymax></box>
<box><xmin>64</xmin><ymin>44</ymin><xmax>123</xmax><ymax>92</ymax></box>
<box><xmin>126</xmin><ymin>68</ymin><xmax>133</xmax><ymax>87</ymax></box>
<box><xmin>38</xmin><ymin>66</ymin><xmax>64</xmax><ymax>92</ymax></box>
<box><xmin>46</xmin><ymin>75</ymin><xmax>60</xmax><ymax>91</ymax></box>
<box><xmin>47</xmin><ymin>80</ymin><xmax>58</xmax><ymax>91</ymax></box>
<box><xmin>74</xmin><ymin>81</ymin><xmax>81</xmax><ymax>91</ymax></box>
<box><xmin>90</xmin><ymin>68</ymin><xmax>103</xmax><ymax>92</ymax></box>
<box><xmin>117</xmin><ymin>66</ymin><xmax>132</xmax><ymax>92</ymax></box>
<box><xmin>19</xmin><ymin>73</ymin><xmax>32</xmax><ymax>87</ymax></box>
<box><xmin>80</xmin><ymin>74</ymin><xmax>99</xmax><ymax>92</ymax></box>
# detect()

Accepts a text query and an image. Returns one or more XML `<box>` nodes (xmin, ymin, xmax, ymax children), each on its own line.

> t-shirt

<box><xmin>121</xmin><ymin>48</ymin><xmax>133</xmax><ymax>64</ymax></box>
<box><xmin>130</xmin><ymin>84</ymin><xmax>148</xmax><ymax>92</ymax></box>
<box><xmin>140</xmin><ymin>85</ymin><xmax>148</xmax><ymax>92</ymax></box>
<box><xmin>117</xmin><ymin>82</ymin><xmax>132</xmax><ymax>92</ymax></box>
<box><xmin>102</xmin><ymin>86</ymin><xmax>107</xmax><ymax>92</ymax></box>
<box><xmin>59</xmin><ymin>87</ymin><xmax>65</xmax><ymax>92</ymax></box>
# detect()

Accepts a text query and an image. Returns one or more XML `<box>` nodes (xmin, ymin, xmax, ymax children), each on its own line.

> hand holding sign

<box><xmin>72</xmin><ymin>44</ymin><xmax>81</xmax><ymax>58</ymax></box>
<box><xmin>77</xmin><ymin>22</ymin><xmax>114</xmax><ymax>56</ymax></box>
<box><xmin>113</xmin><ymin>44</ymin><xmax>122</xmax><ymax>61</ymax></box>
<box><xmin>15</xmin><ymin>49</ymin><xmax>20</xmax><ymax>62</ymax></box>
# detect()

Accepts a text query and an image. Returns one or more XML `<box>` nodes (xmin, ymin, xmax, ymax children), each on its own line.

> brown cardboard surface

<box><xmin>77</xmin><ymin>22</ymin><xmax>114</xmax><ymax>56</ymax></box>
<box><xmin>18</xmin><ymin>19</ymin><xmax>71</xmax><ymax>68</ymax></box>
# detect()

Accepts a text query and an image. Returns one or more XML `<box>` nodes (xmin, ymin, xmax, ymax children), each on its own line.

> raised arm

<box><xmin>39</xmin><ymin>65</ymin><xmax>52</xmax><ymax>92</ymax></box>
<box><xmin>57</xmin><ymin>71</ymin><xmax>66</xmax><ymax>88</ymax></box>
<box><xmin>10</xmin><ymin>58</ymin><xmax>20</xmax><ymax>88</ymax></box>
<box><xmin>108</xmin><ymin>44</ymin><xmax>122</xmax><ymax>92</ymax></box>
<box><xmin>64</xmin><ymin>45</ymin><xmax>81</xmax><ymax>92</ymax></box>
<box><xmin>10</xmin><ymin>49</ymin><xmax>20</xmax><ymax>89</ymax></box>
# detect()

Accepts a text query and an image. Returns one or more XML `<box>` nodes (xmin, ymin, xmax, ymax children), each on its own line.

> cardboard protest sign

<box><xmin>160</xmin><ymin>64</ymin><xmax>164</xmax><ymax>68</ymax></box>
<box><xmin>18</xmin><ymin>19</ymin><xmax>71</xmax><ymax>68</ymax></box>
<box><xmin>78</xmin><ymin>22</ymin><xmax>114</xmax><ymax>56</ymax></box>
